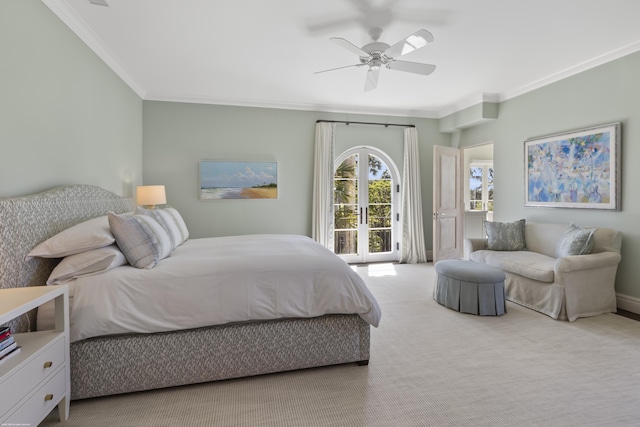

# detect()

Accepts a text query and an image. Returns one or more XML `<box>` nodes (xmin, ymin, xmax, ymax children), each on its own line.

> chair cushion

<box><xmin>470</xmin><ymin>250</ymin><xmax>555</xmax><ymax>283</ymax></box>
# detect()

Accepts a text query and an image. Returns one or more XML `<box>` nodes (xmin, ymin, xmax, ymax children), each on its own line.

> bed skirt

<box><xmin>70</xmin><ymin>314</ymin><xmax>370</xmax><ymax>400</ymax></box>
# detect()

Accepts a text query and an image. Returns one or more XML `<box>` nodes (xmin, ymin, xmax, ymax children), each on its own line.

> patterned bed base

<box><xmin>71</xmin><ymin>314</ymin><xmax>370</xmax><ymax>400</ymax></box>
<box><xmin>0</xmin><ymin>185</ymin><xmax>371</xmax><ymax>400</ymax></box>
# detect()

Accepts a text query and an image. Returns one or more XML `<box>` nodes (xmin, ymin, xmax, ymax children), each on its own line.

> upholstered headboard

<box><xmin>0</xmin><ymin>185</ymin><xmax>133</xmax><ymax>332</ymax></box>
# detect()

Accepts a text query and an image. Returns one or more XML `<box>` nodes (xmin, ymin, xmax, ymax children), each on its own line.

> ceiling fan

<box><xmin>316</xmin><ymin>27</ymin><xmax>436</xmax><ymax>91</ymax></box>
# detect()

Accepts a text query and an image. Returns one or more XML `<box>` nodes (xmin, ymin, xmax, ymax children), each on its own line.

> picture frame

<box><xmin>199</xmin><ymin>160</ymin><xmax>278</xmax><ymax>200</ymax></box>
<box><xmin>524</xmin><ymin>122</ymin><xmax>621</xmax><ymax>210</ymax></box>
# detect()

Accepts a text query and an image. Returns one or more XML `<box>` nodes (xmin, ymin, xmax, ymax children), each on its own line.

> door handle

<box><xmin>359</xmin><ymin>207</ymin><xmax>369</xmax><ymax>224</ymax></box>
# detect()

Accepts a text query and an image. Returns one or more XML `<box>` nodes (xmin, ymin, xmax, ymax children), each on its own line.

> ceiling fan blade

<box><xmin>383</xmin><ymin>29</ymin><xmax>434</xmax><ymax>59</ymax></box>
<box><xmin>330</xmin><ymin>37</ymin><xmax>370</xmax><ymax>58</ymax></box>
<box><xmin>364</xmin><ymin>68</ymin><xmax>380</xmax><ymax>92</ymax></box>
<box><xmin>387</xmin><ymin>60</ymin><xmax>436</xmax><ymax>76</ymax></box>
<box><xmin>314</xmin><ymin>63</ymin><xmax>363</xmax><ymax>74</ymax></box>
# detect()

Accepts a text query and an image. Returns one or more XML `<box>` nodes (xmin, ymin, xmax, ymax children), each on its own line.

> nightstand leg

<box><xmin>58</xmin><ymin>397</ymin><xmax>70</xmax><ymax>421</ymax></box>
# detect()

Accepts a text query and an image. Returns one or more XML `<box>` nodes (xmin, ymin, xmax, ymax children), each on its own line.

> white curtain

<box><xmin>400</xmin><ymin>127</ymin><xmax>427</xmax><ymax>263</ymax></box>
<box><xmin>312</xmin><ymin>122</ymin><xmax>336</xmax><ymax>250</ymax></box>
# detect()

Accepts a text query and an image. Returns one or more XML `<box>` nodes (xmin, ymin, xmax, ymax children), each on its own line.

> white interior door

<box><xmin>433</xmin><ymin>145</ymin><xmax>463</xmax><ymax>262</ymax></box>
<box><xmin>333</xmin><ymin>147</ymin><xmax>399</xmax><ymax>264</ymax></box>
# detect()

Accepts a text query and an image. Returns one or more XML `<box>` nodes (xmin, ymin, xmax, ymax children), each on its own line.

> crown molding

<box><xmin>42</xmin><ymin>0</ymin><xmax>146</xmax><ymax>98</ymax></box>
<box><xmin>40</xmin><ymin>1</ymin><xmax>640</xmax><ymax>121</ymax></box>
<box><xmin>437</xmin><ymin>93</ymin><xmax>500</xmax><ymax>118</ymax></box>
<box><xmin>501</xmin><ymin>39</ymin><xmax>640</xmax><ymax>102</ymax></box>
<box><xmin>144</xmin><ymin>91</ymin><xmax>441</xmax><ymax>119</ymax></box>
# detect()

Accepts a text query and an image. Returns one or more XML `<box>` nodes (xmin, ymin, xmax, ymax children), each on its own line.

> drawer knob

<box><xmin>44</xmin><ymin>394</ymin><xmax>54</xmax><ymax>401</ymax></box>
<box><xmin>43</xmin><ymin>361</ymin><xmax>53</xmax><ymax>368</ymax></box>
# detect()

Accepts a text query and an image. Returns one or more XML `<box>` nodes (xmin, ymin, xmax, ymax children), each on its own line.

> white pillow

<box><xmin>136</xmin><ymin>206</ymin><xmax>189</xmax><ymax>249</ymax></box>
<box><xmin>108</xmin><ymin>212</ymin><xmax>172</xmax><ymax>269</ymax></box>
<box><xmin>26</xmin><ymin>216</ymin><xmax>115</xmax><ymax>260</ymax></box>
<box><xmin>46</xmin><ymin>245</ymin><xmax>127</xmax><ymax>285</ymax></box>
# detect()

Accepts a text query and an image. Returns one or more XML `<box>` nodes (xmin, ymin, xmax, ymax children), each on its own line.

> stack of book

<box><xmin>0</xmin><ymin>326</ymin><xmax>21</xmax><ymax>364</ymax></box>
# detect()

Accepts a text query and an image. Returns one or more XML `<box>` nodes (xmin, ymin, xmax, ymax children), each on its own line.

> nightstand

<box><xmin>0</xmin><ymin>285</ymin><xmax>70</xmax><ymax>425</ymax></box>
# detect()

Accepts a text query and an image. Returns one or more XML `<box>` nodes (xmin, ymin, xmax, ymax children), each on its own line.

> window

<box><xmin>469</xmin><ymin>162</ymin><xmax>493</xmax><ymax>212</ymax></box>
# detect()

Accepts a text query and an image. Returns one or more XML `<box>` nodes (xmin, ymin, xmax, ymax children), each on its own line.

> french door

<box><xmin>333</xmin><ymin>147</ymin><xmax>399</xmax><ymax>263</ymax></box>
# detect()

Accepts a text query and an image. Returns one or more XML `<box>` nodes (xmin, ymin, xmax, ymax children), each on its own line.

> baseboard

<box><xmin>426</xmin><ymin>251</ymin><xmax>433</xmax><ymax>262</ymax></box>
<box><xmin>616</xmin><ymin>293</ymin><xmax>640</xmax><ymax>315</ymax></box>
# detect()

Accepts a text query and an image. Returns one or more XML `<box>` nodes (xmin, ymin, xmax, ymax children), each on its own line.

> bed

<box><xmin>0</xmin><ymin>185</ymin><xmax>380</xmax><ymax>400</ymax></box>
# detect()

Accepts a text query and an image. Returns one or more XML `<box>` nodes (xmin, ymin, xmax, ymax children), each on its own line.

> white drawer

<box><xmin>4</xmin><ymin>368</ymin><xmax>66</xmax><ymax>426</ymax></box>
<box><xmin>0</xmin><ymin>336</ymin><xmax>65</xmax><ymax>416</ymax></box>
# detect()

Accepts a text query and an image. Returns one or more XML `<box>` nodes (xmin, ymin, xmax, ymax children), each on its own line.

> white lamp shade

<box><xmin>136</xmin><ymin>185</ymin><xmax>166</xmax><ymax>208</ymax></box>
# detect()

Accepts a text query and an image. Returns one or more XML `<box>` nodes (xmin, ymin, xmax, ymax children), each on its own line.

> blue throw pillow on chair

<box><xmin>484</xmin><ymin>219</ymin><xmax>526</xmax><ymax>251</ymax></box>
<box><xmin>555</xmin><ymin>224</ymin><xmax>595</xmax><ymax>258</ymax></box>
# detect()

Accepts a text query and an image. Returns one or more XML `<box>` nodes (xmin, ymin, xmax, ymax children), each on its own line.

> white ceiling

<box><xmin>44</xmin><ymin>0</ymin><xmax>640</xmax><ymax>118</ymax></box>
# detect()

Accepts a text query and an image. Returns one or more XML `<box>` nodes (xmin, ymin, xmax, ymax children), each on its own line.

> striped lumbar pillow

<box><xmin>136</xmin><ymin>206</ymin><xmax>189</xmax><ymax>249</ymax></box>
<box><xmin>108</xmin><ymin>212</ymin><xmax>172</xmax><ymax>269</ymax></box>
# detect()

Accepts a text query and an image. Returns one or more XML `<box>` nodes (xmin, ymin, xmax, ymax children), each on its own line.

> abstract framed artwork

<box><xmin>524</xmin><ymin>122</ymin><xmax>621</xmax><ymax>210</ymax></box>
<box><xmin>199</xmin><ymin>160</ymin><xmax>278</xmax><ymax>200</ymax></box>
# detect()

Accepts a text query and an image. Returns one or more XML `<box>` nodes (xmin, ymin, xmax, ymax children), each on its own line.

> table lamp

<box><xmin>136</xmin><ymin>185</ymin><xmax>166</xmax><ymax>209</ymax></box>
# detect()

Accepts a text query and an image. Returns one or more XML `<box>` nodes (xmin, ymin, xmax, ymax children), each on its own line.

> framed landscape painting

<box><xmin>199</xmin><ymin>160</ymin><xmax>278</xmax><ymax>200</ymax></box>
<box><xmin>524</xmin><ymin>122</ymin><xmax>621</xmax><ymax>210</ymax></box>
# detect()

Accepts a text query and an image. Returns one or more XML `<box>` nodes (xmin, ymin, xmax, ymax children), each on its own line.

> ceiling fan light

<box><xmin>369</xmin><ymin>58</ymin><xmax>383</xmax><ymax>70</ymax></box>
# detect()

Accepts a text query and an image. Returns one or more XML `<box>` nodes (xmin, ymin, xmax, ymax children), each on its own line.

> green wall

<box><xmin>458</xmin><ymin>52</ymin><xmax>640</xmax><ymax>305</ymax></box>
<box><xmin>142</xmin><ymin>101</ymin><xmax>449</xmax><ymax>244</ymax></box>
<box><xmin>0</xmin><ymin>0</ymin><xmax>142</xmax><ymax>198</ymax></box>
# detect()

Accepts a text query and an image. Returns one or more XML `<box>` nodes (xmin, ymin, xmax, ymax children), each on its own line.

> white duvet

<box><xmin>65</xmin><ymin>234</ymin><xmax>381</xmax><ymax>342</ymax></box>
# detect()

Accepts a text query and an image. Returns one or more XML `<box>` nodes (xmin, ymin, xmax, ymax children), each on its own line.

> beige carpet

<box><xmin>41</xmin><ymin>263</ymin><xmax>640</xmax><ymax>426</ymax></box>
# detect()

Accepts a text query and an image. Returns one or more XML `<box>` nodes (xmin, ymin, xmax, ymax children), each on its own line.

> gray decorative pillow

<box><xmin>484</xmin><ymin>219</ymin><xmax>526</xmax><ymax>251</ymax></box>
<box><xmin>136</xmin><ymin>206</ymin><xmax>189</xmax><ymax>250</ymax></box>
<box><xmin>555</xmin><ymin>224</ymin><xmax>595</xmax><ymax>258</ymax></box>
<box><xmin>108</xmin><ymin>212</ymin><xmax>172</xmax><ymax>269</ymax></box>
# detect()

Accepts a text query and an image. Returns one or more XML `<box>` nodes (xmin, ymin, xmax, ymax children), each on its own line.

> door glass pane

<box><xmin>368</xmin><ymin>154</ymin><xmax>392</xmax><ymax>254</ymax></box>
<box><xmin>487</xmin><ymin>167</ymin><xmax>494</xmax><ymax>211</ymax></box>
<box><xmin>469</xmin><ymin>166</ymin><xmax>483</xmax><ymax>210</ymax></box>
<box><xmin>369</xmin><ymin>229</ymin><xmax>392</xmax><ymax>252</ymax></box>
<box><xmin>334</xmin><ymin>154</ymin><xmax>358</xmax><ymax>255</ymax></box>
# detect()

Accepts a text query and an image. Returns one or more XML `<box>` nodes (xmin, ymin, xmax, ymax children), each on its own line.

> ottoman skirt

<box><xmin>434</xmin><ymin>259</ymin><xmax>507</xmax><ymax>316</ymax></box>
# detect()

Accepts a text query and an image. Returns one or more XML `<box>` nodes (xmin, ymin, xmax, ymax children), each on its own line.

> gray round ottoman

<box><xmin>434</xmin><ymin>260</ymin><xmax>506</xmax><ymax>316</ymax></box>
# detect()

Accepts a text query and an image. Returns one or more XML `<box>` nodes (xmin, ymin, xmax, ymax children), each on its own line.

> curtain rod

<box><xmin>316</xmin><ymin>120</ymin><xmax>415</xmax><ymax>128</ymax></box>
